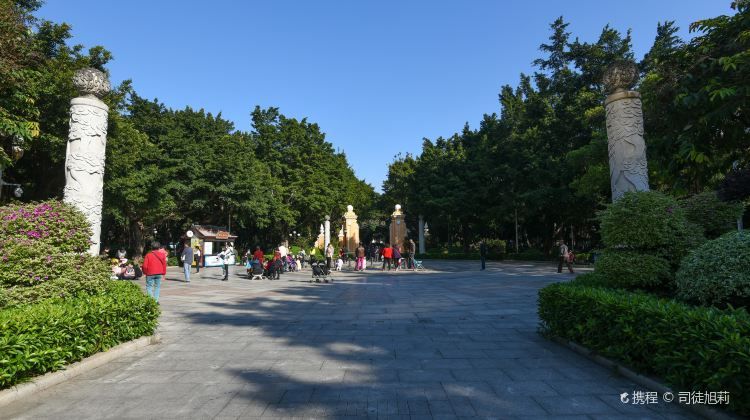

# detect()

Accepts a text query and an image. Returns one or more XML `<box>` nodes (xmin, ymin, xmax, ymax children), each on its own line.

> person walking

<box><xmin>142</xmin><ymin>241</ymin><xmax>167</xmax><ymax>303</ymax></box>
<box><xmin>557</xmin><ymin>240</ymin><xmax>574</xmax><ymax>273</ymax></box>
<box><xmin>219</xmin><ymin>243</ymin><xmax>235</xmax><ymax>281</ymax></box>
<box><xmin>326</xmin><ymin>243</ymin><xmax>334</xmax><ymax>270</ymax></box>
<box><xmin>382</xmin><ymin>243</ymin><xmax>393</xmax><ymax>271</ymax></box>
<box><xmin>408</xmin><ymin>238</ymin><xmax>417</xmax><ymax>270</ymax></box>
<box><xmin>181</xmin><ymin>242</ymin><xmax>193</xmax><ymax>283</ymax></box>
<box><xmin>194</xmin><ymin>246</ymin><xmax>201</xmax><ymax>273</ymax></box>
<box><xmin>393</xmin><ymin>244</ymin><xmax>402</xmax><ymax>270</ymax></box>
<box><xmin>356</xmin><ymin>243</ymin><xmax>366</xmax><ymax>271</ymax></box>
<box><xmin>299</xmin><ymin>248</ymin><xmax>306</xmax><ymax>268</ymax></box>
<box><xmin>278</xmin><ymin>242</ymin><xmax>289</xmax><ymax>272</ymax></box>
<box><xmin>480</xmin><ymin>240</ymin><xmax>487</xmax><ymax>271</ymax></box>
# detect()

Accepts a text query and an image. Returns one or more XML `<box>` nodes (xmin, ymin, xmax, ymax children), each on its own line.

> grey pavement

<box><xmin>2</xmin><ymin>260</ymin><xmax>698</xmax><ymax>419</ymax></box>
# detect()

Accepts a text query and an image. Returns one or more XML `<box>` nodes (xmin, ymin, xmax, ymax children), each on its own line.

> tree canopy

<box><xmin>2</xmin><ymin>0</ymin><xmax>375</xmax><ymax>255</ymax></box>
<box><xmin>381</xmin><ymin>2</ymin><xmax>749</xmax><ymax>254</ymax></box>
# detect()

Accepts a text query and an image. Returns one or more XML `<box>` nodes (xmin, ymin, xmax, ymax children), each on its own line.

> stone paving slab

<box><xmin>1</xmin><ymin>261</ymin><xmax>700</xmax><ymax>419</ymax></box>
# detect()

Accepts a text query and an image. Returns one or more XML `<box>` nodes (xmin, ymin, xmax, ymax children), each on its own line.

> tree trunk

<box><xmin>130</xmin><ymin>220</ymin><xmax>145</xmax><ymax>257</ymax></box>
<box><xmin>462</xmin><ymin>223</ymin><xmax>470</xmax><ymax>254</ymax></box>
<box><xmin>514</xmin><ymin>208</ymin><xmax>519</xmax><ymax>253</ymax></box>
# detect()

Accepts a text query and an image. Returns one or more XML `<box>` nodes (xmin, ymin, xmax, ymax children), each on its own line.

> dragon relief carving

<box><xmin>605</xmin><ymin>96</ymin><xmax>649</xmax><ymax>201</ymax></box>
<box><xmin>68</xmin><ymin>106</ymin><xmax>108</xmax><ymax>144</ymax></box>
<box><xmin>64</xmin><ymin>68</ymin><xmax>110</xmax><ymax>254</ymax></box>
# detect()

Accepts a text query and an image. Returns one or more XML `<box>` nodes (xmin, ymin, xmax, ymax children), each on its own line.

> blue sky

<box><xmin>38</xmin><ymin>1</ymin><xmax>732</xmax><ymax>191</ymax></box>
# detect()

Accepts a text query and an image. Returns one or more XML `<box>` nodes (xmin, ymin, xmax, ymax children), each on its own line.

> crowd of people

<box><xmin>101</xmin><ymin>237</ymin><xmax>428</xmax><ymax>304</ymax></box>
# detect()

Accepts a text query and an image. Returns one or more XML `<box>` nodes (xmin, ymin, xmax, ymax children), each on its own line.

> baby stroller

<box><xmin>310</xmin><ymin>258</ymin><xmax>331</xmax><ymax>283</ymax></box>
<box><xmin>414</xmin><ymin>259</ymin><xmax>426</xmax><ymax>271</ymax></box>
<box><xmin>249</xmin><ymin>261</ymin><xmax>266</xmax><ymax>280</ymax></box>
<box><xmin>273</xmin><ymin>258</ymin><xmax>284</xmax><ymax>280</ymax></box>
<box><xmin>286</xmin><ymin>255</ymin><xmax>297</xmax><ymax>272</ymax></box>
<box><xmin>263</xmin><ymin>260</ymin><xmax>278</xmax><ymax>280</ymax></box>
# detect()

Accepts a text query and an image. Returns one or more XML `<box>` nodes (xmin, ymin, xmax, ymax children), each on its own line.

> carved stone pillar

<box><xmin>344</xmin><ymin>205</ymin><xmax>359</xmax><ymax>252</ymax></box>
<box><xmin>64</xmin><ymin>68</ymin><xmax>110</xmax><ymax>255</ymax></box>
<box><xmin>389</xmin><ymin>204</ymin><xmax>406</xmax><ymax>248</ymax></box>
<box><xmin>418</xmin><ymin>215</ymin><xmax>426</xmax><ymax>254</ymax></box>
<box><xmin>324</xmin><ymin>215</ymin><xmax>331</xmax><ymax>250</ymax></box>
<box><xmin>603</xmin><ymin>61</ymin><xmax>649</xmax><ymax>202</ymax></box>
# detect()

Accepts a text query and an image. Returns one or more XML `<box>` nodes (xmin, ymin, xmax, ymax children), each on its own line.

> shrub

<box><xmin>676</xmin><ymin>231</ymin><xmax>750</xmax><ymax>307</ymax></box>
<box><xmin>0</xmin><ymin>200</ymin><xmax>110</xmax><ymax>308</ymax></box>
<box><xmin>594</xmin><ymin>250</ymin><xmax>672</xmax><ymax>291</ymax></box>
<box><xmin>167</xmin><ymin>255</ymin><xmax>180</xmax><ymax>266</ymax></box>
<box><xmin>538</xmin><ymin>282</ymin><xmax>750</xmax><ymax>416</ymax></box>
<box><xmin>570</xmin><ymin>272</ymin><xmax>612</xmax><ymax>288</ymax></box>
<box><xmin>0</xmin><ymin>200</ymin><xmax>92</xmax><ymax>253</ymax></box>
<box><xmin>717</xmin><ymin>166</ymin><xmax>750</xmax><ymax>202</ymax></box>
<box><xmin>598</xmin><ymin>191</ymin><xmax>704</xmax><ymax>265</ymax></box>
<box><xmin>574</xmin><ymin>252</ymin><xmax>590</xmax><ymax>264</ymax></box>
<box><xmin>482</xmin><ymin>239</ymin><xmax>507</xmax><ymax>254</ymax></box>
<box><xmin>417</xmin><ymin>251</ymin><xmax>505</xmax><ymax>260</ymax></box>
<box><xmin>680</xmin><ymin>192</ymin><xmax>744</xmax><ymax>239</ymax></box>
<box><xmin>0</xmin><ymin>281</ymin><xmax>159</xmax><ymax>388</ymax></box>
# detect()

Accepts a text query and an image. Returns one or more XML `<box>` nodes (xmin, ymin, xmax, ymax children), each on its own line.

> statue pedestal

<box><xmin>390</xmin><ymin>205</ymin><xmax>406</xmax><ymax>248</ymax></box>
<box><xmin>344</xmin><ymin>205</ymin><xmax>360</xmax><ymax>252</ymax></box>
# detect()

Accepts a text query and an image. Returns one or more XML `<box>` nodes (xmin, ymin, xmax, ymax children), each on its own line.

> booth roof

<box><xmin>191</xmin><ymin>225</ymin><xmax>238</xmax><ymax>240</ymax></box>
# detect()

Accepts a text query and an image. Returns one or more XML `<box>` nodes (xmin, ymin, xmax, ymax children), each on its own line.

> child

<box><xmin>393</xmin><ymin>245</ymin><xmax>402</xmax><ymax>271</ymax></box>
<box><xmin>335</xmin><ymin>257</ymin><xmax>344</xmax><ymax>271</ymax></box>
<box><xmin>121</xmin><ymin>262</ymin><xmax>137</xmax><ymax>280</ymax></box>
<box><xmin>132</xmin><ymin>257</ymin><xmax>144</xmax><ymax>280</ymax></box>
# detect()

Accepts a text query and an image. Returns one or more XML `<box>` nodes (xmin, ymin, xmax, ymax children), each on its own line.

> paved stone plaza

<box><xmin>3</xmin><ymin>261</ymin><xmax>698</xmax><ymax>419</ymax></box>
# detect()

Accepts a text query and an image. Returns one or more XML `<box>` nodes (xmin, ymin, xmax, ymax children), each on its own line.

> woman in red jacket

<box><xmin>142</xmin><ymin>241</ymin><xmax>167</xmax><ymax>303</ymax></box>
<box><xmin>381</xmin><ymin>243</ymin><xmax>393</xmax><ymax>271</ymax></box>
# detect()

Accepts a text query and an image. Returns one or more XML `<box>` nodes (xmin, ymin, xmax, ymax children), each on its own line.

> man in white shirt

<box><xmin>278</xmin><ymin>243</ymin><xmax>288</xmax><ymax>272</ymax></box>
<box><xmin>219</xmin><ymin>243</ymin><xmax>234</xmax><ymax>281</ymax></box>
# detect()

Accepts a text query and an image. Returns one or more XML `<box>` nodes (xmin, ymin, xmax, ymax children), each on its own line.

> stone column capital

<box><xmin>604</xmin><ymin>90</ymin><xmax>641</xmax><ymax>107</ymax></box>
<box><xmin>70</xmin><ymin>96</ymin><xmax>109</xmax><ymax>112</ymax></box>
<box><xmin>73</xmin><ymin>68</ymin><xmax>110</xmax><ymax>99</ymax></box>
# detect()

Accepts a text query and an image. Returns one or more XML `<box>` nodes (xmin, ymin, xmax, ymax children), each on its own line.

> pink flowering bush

<box><xmin>0</xmin><ymin>200</ymin><xmax>92</xmax><ymax>253</ymax></box>
<box><xmin>0</xmin><ymin>200</ymin><xmax>109</xmax><ymax>308</ymax></box>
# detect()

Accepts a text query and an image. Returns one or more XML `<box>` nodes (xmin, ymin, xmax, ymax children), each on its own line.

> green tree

<box><xmin>641</xmin><ymin>1</ymin><xmax>750</xmax><ymax>192</ymax></box>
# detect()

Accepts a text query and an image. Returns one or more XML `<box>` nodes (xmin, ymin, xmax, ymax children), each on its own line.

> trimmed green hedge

<box><xmin>416</xmin><ymin>248</ymin><xmax>551</xmax><ymax>261</ymax></box>
<box><xmin>676</xmin><ymin>230</ymin><xmax>750</xmax><ymax>307</ymax></box>
<box><xmin>0</xmin><ymin>281</ymin><xmax>159</xmax><ymax>388</ymax></box>
<box><xmin>417</xmin><ymin>252</ymin><xmax>505</xmax><ymax>260</ymax></box>
<box><xmin>539</xmin><ymin>282</ymin><xmax>750</xmax><ymax>416</ymax></box>
<box><xmin>595</xmin><ymin>250</ymin><xmax>672</xmax><ymax>291</ymax></box>
<box><xmin>680</xmin><ymin>192</ymin><xmax>745</xmax><ymax>239</ymax></box>
<box><xmin>598</xmin><ymin>191</ymin><xmax>704</xmax><ymax>267</ymax></box>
